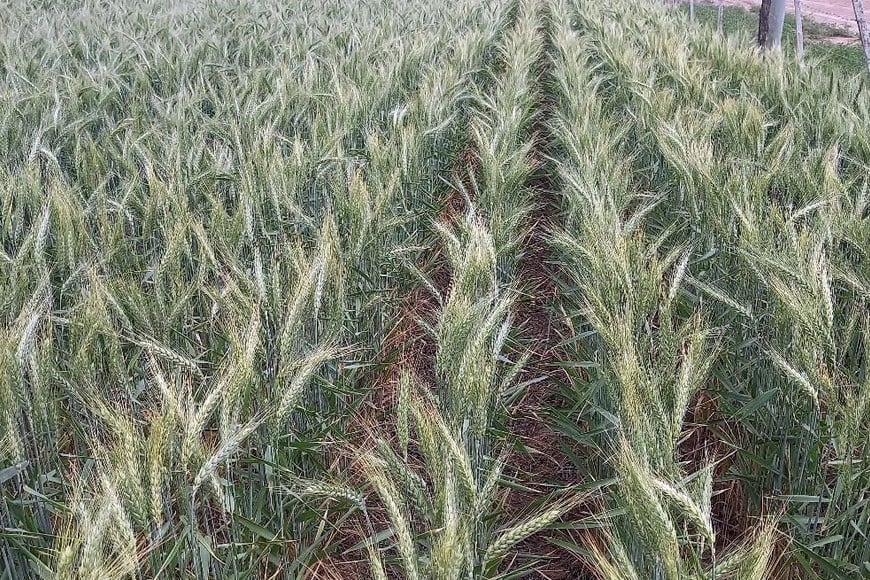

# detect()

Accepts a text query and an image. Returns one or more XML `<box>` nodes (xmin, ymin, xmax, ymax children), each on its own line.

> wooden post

<box><xmin>758</xmin><ymin>0</ymin><xmax>773</xmax><ymax>46</ymax></box>
<box><xmin>852</xmin><ymin>0</ymin><xmax>870</xmax><ymax>74</ymax></box>
<box><xmin>769</xmin><ymin>0</ymin><xmax>788</xmax><ymax>47</ymax></box>
<box><xmin>758</xmin><ymin>0</ymin><xmax>788</xmax><ymax>48</ymax></box>
<box><xmin>794</xmin><ymin>0</ymin><xmax>805</xmax><ymax>63</ymax></box>
<box><xmin>718</xmin><ymin>0</ymin><xmax>725</xmax><ymax>33</ymax></box>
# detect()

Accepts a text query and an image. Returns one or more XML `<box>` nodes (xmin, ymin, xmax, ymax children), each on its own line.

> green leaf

<box><xmin>234</xmin><ymin>513</ymin><xmax>281</xmax><ymax>543</ymax></box>
<box><xmin>735</xmin><ymin>387</ymin><xmax>778</xmax><ymax>419</ymax></box>
<box><xmin>0</xmin><ymin>461</ymin><xmax>29</xmax><ymax>484</ymax></box>
<box><xmin>808</xmin><ymin>535</ymin><xmax>844</xmax><ymax>550</ymax></box>
<box><xmin>791</xmin><ymin>538</ymin><xmax>852</xmax><ymax>580</ymax></box>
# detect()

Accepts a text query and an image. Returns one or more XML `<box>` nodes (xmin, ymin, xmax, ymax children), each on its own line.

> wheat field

<box><xmin>1</xmin><ymin>0</ymin><xmax>868</xmax><ymax>578</ymax></box>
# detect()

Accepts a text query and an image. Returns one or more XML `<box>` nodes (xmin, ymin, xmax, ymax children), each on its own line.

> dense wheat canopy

<box><xmin>1</xmin><ymin>0</ymin><xmax>868</xmax><ymax>578</ymax></box>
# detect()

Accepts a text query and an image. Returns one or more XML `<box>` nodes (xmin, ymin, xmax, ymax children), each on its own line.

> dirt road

<box><xmin>714</xmin><ymin>0</ymin><xmax>859</xmax><ymax>35</ymax></box>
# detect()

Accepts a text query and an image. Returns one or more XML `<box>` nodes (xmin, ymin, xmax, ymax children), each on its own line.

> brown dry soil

<box><xmin>319</xmin><ymin>153</ymin><xmax>470</xmax><ymax>579</ymax></box>
<box><xmin>500</xmin><ymin>166</ymin><xmax>589</xmax><ymax>579</ymax></box>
